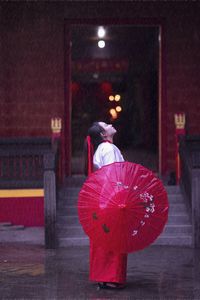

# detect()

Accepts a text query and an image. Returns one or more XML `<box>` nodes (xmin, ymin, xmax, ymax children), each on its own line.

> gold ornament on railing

<box><xmin>51</xmin><ymin>118</ymin><xmax>62</xmax><ymax>134</ymax></box>
<box><xmin>174</xmin><ymin>113</ymin><xmax>185</xmax><ymax>130</ymax></box>
<box><xmin>174</xmin><ymin>112</ymin><xmax>186</xmax><ymax>185</ymax></box>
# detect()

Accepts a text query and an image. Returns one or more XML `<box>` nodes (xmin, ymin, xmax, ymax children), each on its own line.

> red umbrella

<box><xmin>78</xmin><ymin>161</ymin><xmax>169</xmax><ymax>253</ymax></box>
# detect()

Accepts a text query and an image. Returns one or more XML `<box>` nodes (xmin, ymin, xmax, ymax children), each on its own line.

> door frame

<box><xmin>63</xmin><ymin>18</ymin><xmax>167</xmax><ymax>177</ymax></box>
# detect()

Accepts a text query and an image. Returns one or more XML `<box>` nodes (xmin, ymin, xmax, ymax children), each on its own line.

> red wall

<box><xmin>0</xmin><ymin>1</ymin><xmax>200</xmax><ymax>175</ymax></box>
<box><xmin>0</xmin><ymin>197</ymin><xmax>44</xmax><ymax>226</ymax></box>
<box><xmin>0</xmin><ymin>3</ymin><xmax>64</xmax><ymax>137</ymax></box>
<box><xmin>165</xmin><ymin>13</ymin><xmax>200</xmax><ymax>170</ymax></box>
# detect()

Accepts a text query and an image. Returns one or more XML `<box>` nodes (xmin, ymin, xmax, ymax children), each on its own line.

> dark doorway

<box><xmin>70</xmin><ymin>25</ymin><xmax>159</xmax><ymax>174</ymax></box>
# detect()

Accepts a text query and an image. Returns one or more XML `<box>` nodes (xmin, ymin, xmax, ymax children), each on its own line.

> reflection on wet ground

<box><xmin>0</xmin><ymin>243</ymin><xmax>199</xmax><ymax>299</ymax></box>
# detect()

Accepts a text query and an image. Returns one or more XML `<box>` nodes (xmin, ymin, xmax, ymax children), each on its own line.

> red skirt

<box><xmin>89</xmin><ymin>241</ymin><xmax>127</xmax><ymax>284</ymax></box>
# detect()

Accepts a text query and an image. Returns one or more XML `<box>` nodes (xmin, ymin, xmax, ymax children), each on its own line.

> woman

<box><xmin>85</xmin><ymin>121</ymin><xmax>127</xmax><ymax>290</ymax></box>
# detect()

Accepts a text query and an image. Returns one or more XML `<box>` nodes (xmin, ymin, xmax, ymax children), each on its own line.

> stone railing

<box><xmin>0</xmin><ymin>137</ymin><xmax>60</xmax><ymax>249</ymax></box>
<box><xmin>179</xmin><ymin>135</ymin><xmax>200</xmax><ymax>248</ymax></box>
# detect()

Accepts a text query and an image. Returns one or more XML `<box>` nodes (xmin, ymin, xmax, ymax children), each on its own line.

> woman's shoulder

<box><xmin>97</xmin><ymin>142</ymin><xmax>114</xmax><ymax>151</ymax></box>
<box><xmin>97</xmin><ymin>142</ymin><xmax>122</xmax><ymax>155</ymax></box>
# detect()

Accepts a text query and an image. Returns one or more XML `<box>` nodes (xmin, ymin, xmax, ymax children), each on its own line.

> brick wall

<box><xmin>0</xmin><ymin>1</ymin><xmax>200</xmax><ymax>175</ymax></box>
<box><xmin>165</xmin><ymin>11</ymin><xmax>200</xmax><ymax>170</ymax></box>
<box><xmin>0</xmin><ymin>3</ymin><xmax>65</xmax><ymax>137</ymax></box>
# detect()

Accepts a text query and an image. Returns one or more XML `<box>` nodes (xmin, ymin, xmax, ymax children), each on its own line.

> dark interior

<box><xmin>71</xmin><ymin>25</ymin><xmax>159</xmax><ymax>173</ymax></box>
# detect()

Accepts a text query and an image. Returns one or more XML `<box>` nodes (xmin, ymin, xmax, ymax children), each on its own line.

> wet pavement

<box><xmin>0</xmin><ymin>243</ymin><xmax>199</xmax><ymax>299</ymax></box>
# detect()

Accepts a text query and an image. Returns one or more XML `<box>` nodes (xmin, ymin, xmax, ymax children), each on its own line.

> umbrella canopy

<box><xmin>78</xmin><ymin>162</ymin><xmax>169</xmax><ymax>253</ymax></box>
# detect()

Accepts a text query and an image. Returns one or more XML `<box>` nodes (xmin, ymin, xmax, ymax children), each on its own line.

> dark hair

<box><xmin>84</xmin><ymin>122</ymin><xmax>105</xmax><ymax>176</ymax></box>
<box><xmin>87</xmin><ymin>122</ymin><xmax>105</xmax><ymax>151</ymax></box>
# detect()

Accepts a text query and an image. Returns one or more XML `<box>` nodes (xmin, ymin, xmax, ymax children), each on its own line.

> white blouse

<box><xmin>93</xmin><ymin>142</ymin><xmax>124</xmax><ymax>170</ymax></box>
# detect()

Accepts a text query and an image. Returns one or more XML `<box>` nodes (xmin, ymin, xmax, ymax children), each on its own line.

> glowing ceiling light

<box><xmin>98</xmin><ymin>40</ymin><xmax>105</xmax><ymax>48</ymax></box>
<box><xmin>98</xmin><ymin>26</ymin><xmax>106</xmax><ymax>38</ymax></box>
<box><xmin>109</xmin><ymin>108</ymin><xmax>118</xmax><ymax>119</ymax></box>
<box><xmin>116</xmin><ymin>106</ymin><xmax>122</xmax><ymax>112</ymax></box>
<box><xmin>115</xmin><ymin>94</ymin><xmax>121</xmax><ymax>101</ymax></box>
<box><xmin>109</xmin><ymin>95</ymin><xmax>114</xmax><ymax>101</ymax></box>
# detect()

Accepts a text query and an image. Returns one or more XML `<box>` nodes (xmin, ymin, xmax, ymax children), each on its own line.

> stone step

<box><xmin>59</xmin><ymin>191</ymin><xmax>80</xmax><ymax>198</ymax></box>
<box><xmin>57</xmin><ymin>213</ymin><xmax>191</xmax><ymax>227</ymax></box>
<box><xmin>58</xmin><ymin>198</ymin><xmax>79</xmax><ymax>206</ymax></box>
<box><xmin>57</xmin><ymin>225</ymin><xmax>85</xmax><ymax>236</ymax></box>
<box><xmin>163</xmin><ymin>224</ymin><xmax>192</xmax><ymax>234</ymax></box>
<box><xmin>167</xmin><ymin>214</ymin><xmax>191</xmax><ymax>224</ymax></box>
<box><xmin>167</xmin><ymin>194</ymin><xmax>185</xmax><ymax>203</ymax></box>
<box><xmin>57</xmin><ymin>216</ymin><xmax>79</xmax><ymax>226</ymax></box>
<box><xmin>61</xmin><ymin>184</ymin><xmax>179</xmax><ymax>192</ymax></box>
<box><xmin>58</xmin><ymin>192</ymin><xmax>184</xmax><ymax>205</ymax></box>
<box><xmin>58</xmin><ymin>235</ymin><xmax>192</xmax><ymax>247</ymax></box>
<box><xmin>0</xmin><ymin>222</ymin><xmax>25</xmax><ymax>231</ymax></box>
<box><xmin>57</xmin><ymin>203</ymin><xmax>76</xmax><ymax>210</ymax></box>
<box><xmin>57</xmin><ymin>223</ymin><xmax>192</xmax><ymax>239</ymax></box>
<box><xmin>0</xmin><ymin>227</ymin><xmax>44</xmax><ymax>244</ymax></box>
<box><xmin>164</xmin><ymin>185</ymin><xmax>181</xmax><ymax>194</ymax></box>
<box><xmin>57</xmin><ymin>205</ymin><xmax>190</xmax><ymax>217</ymax></box>
<box><xmin>58</xmin><ymin>195</ymin><xmax>185</xmax><ymax>209</ymax></box>
<box><xmin>0</xmin><ymin>224</ymin><xmax>25</xmax><ymax>231</ymax></box>
<box><xmin>64</xmin><ymin>177</ymin><xmax>179</xmax><ymax>191</ymax></box>
<box><xmin>59</xmin><ymin>191</ymin><xmax>183</xmax><ymax>201</ymax></box>
<box><xmin>153</xmin><ymin>235</ymin><xmax>192</xmax><ymax>246</ymax></box>
<box><xmin>59</xmin><ymin>236</ymin><xmax>89</xmax><ymax>247</ymax></box>
<box><xmin>168</xmin><ymin>204</ymin><xmax>188</xmax><ymax>214</ymax></box>
<box><xmin>59</xmin><ymin>186</ymin><xmax>181</xmax><ymax>198</ymax></box>
<box><xmin>58</xmin><ymin>187</ymin><xmax>81</xmax><ymax>197</ymax></box>
<box><xmin>0</xmin><ymin>222</ymin><xmax>12</xmax><ymax>227</ymax></box>
<box><xmin>57</xmin><ymin>203</ymin><xmax>188</xmax><ymax>216</ymax></box>
<box><xmin>64</xmin><ymin>175</ymin><xmax>86</xmax><ymax>186</ymax></box>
